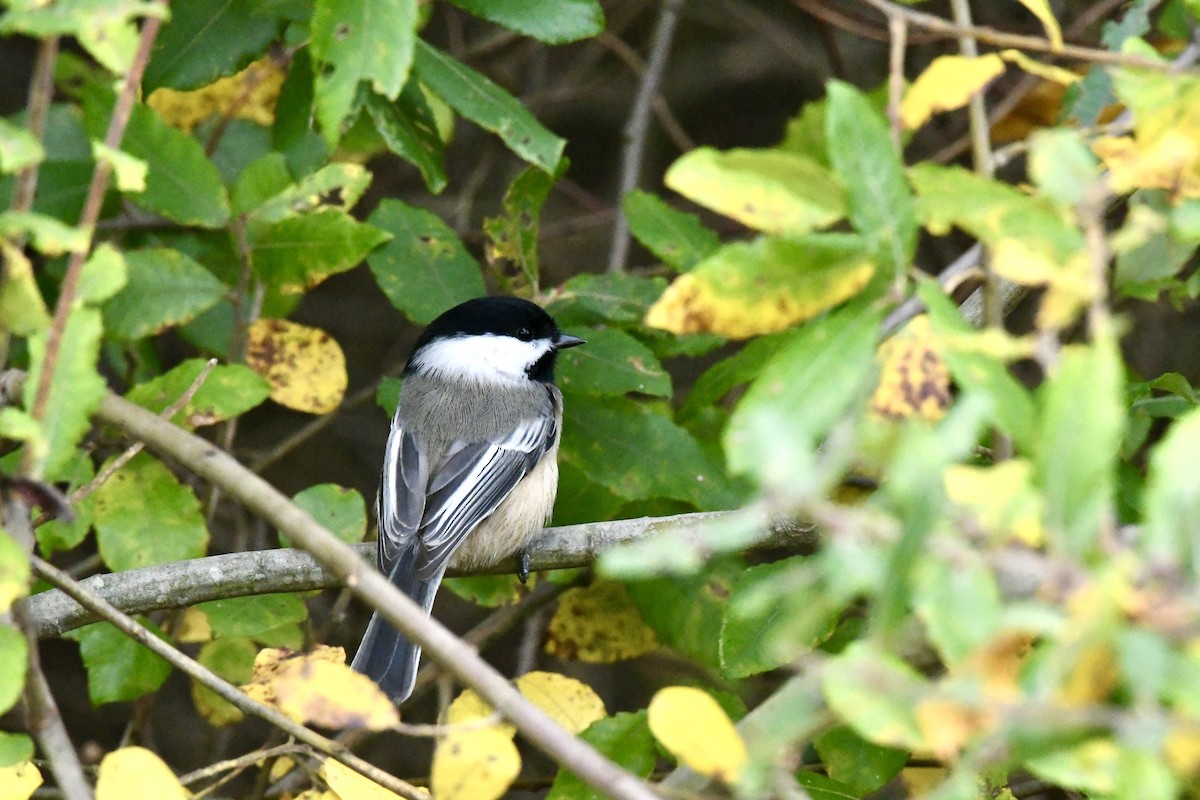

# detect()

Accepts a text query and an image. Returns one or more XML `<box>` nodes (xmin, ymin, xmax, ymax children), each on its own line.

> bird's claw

<box><xmin>518</xmin><ymin>551</ymin><xmax>531</xmax><ymax>584</ymax></box>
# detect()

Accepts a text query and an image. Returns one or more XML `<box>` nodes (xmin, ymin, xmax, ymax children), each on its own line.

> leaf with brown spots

<box><xmin>245</xmin><ymin>319</ymin><xmax>348</xmax><ymax>414</ymax></box>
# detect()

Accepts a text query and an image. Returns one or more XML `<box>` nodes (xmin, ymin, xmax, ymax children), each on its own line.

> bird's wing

<box><xmin>413</xmin><ymin>411</ymin><xmax>558</xmax><ymax>580</ymax></box>
<box><xmin>376</xmin><ymin>422</ymin><xmax>428</xmax><ymax>573</ymax></box>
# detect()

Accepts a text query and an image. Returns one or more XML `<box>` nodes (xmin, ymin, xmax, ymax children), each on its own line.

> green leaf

<box><xmin>721</xmin><ymin>557</ymin><xmax>838</xmax><ymax>678</ymax></box>
<box><xmin>0</xmin><ymin>117</ymin><xmax>44</xmax><ymax>173</ymax></box>
<box><xmin>24</xmin><ymin>307</ymin><xmax>106</xmax><ymax>479</ymax></box>
<box><xmin>545</xmin><ymin>272</ymin><xmax>667</xmax><ymax>326</ymax></box>
<box><xmin>1114</xmin><ymin>191</ymin><xmax>1197</xmax><ymax>294</ymax></box>
<box><xmin>310</xmin><ymin>0</ymin><xmax>417</xmax><ymax>139</ymax></box>
<box><xmin>143</xmin><ymin>0</ymin><xmax>282</xmax><ymax>91</ymax></box>
<box><xmin>0</xmin><ymin>731</ymin><xmax>34</xmax><ymax>768</ymax></box>
<box><xmin>120</xmin><ymin>103</ymin><xmax>230</xmax><ymax>227</ymax></box>
<box><xmin>562</xmin><ymin>395</ymin><xmax>736</xmax><ymax>509</ymax></box>
<box><xmin>547</xmin><ymin>712</ymin><xmax>656</xmax><ymax>800</ymax></box>
<box><xmin>625</xmin><ymin>561</ymin><xmax>739</xmax><ymax>670</ymax></box>
<box><xmin>0</xmin><ymin>625</ymin><xmax>26</xmax><ymax>715</ymax></box>
<box><xmin>34</xmin><ymin>456</ymin><xmax>95</xmax><ymax>556</ymax></box>
<box><xmin>125</xmin><ymin>359</ymin><xmax>269</xmax><ymax>429</ymax></box>
<box><xmin>102</xmin><ymin>248</ymin><xmax>225</xmax><ymax>340</ymax></box>
<box><xmin>825</xmin><ymin>81</ymin><xmax>917</xmax><ymax>285</ymax></box>
<box><xmin>413</xmin><ymin>40</ymin><xmax>565</xmax><ymax>172</ymax></box>
<box><xmin>196</xmin><ymin>594</ymin><xmax>309</xmax><ymax>639</ymax></box>
<box><xmin>289</xmin><ymin>484</ymin><xmax>367</xmax><ymax>545</ymax></box>
<box><xmin>1025</xmin><ymin>739</ymin><xmax>1119</xmax><ymax>795</ymax></box>
<box><xmin>65</xmin><ymin>620</ymin><xmax>172</xmax><ymax>705</ymax></box>
<box><xmin>243</xmin><ymin>160</ymin><xmax>373</xmax><ymax>223</ymax></box>
<box><xmin>725</xmin><ymin>303</ymin><xmax>882</xmax><ymax>487</ymax></box>
<box><xmin>483</xmin><ymin>163</ymin><xmax>563</xmax><ymax>291</ymax></box>
<box><xmin>366</xmin><ymin>199</ymin><xmax>485</xmax><ymax>324</ymax></box>
<box><xmin>646</xmin><ymin>233</ymin><xmax>875</xmax><ymax>339</ymax></box>
<box><xmin>913</xmin><ymin>548</ymin><xmax>1001</xmax><ymax>665</ymax></box>
<box><xmin>665</xmin><ymin>147</ymin><xmax>846</xmax><ymax>235</ymax></box>
<box><xmin>193</xmin><ymin>636</ymin><xmax>258</xmax><ymax>726</ymax></box>
<box><xmin>0</xmin><ymin>210</ymin><xmax>89</xmax><ymax>255</ymax></box>
<box><xmin>92</xmin><ymin>452</ymin><xmax>209</xmax><ymax>571</ymax></box>
<box><xmin>447</xmin><ymin>0</ymin><xmax>603</xmax><ymax>43</ymax></box>
<box><xmin>555</xmin><ymin>327</ymin><xmax>670</xmax><ymax>398</ymax></box>
<box><xmin>795</xmin><ymin>771</ymin><xmax>861</xmax><ymax>800</ymax></box>
<box><xmin>917</xmin><ymin>278</ymin><xmax>1036</xmax><ymax>451</ymax></box>
<box><xmin>443</xmin><ymin>575</ymin><xmax>524</xmax><ymax>607</ymax></box>
<box><xmin>376</xmin><ymin>375</ymin><xmax>402</xmax><ymax>418</ymax></box>
<box><xmin>0</xmin><ymin>0</ymin><xmax>166</xmax><ymax>75</ymax></box>
<box><xmin>1142</xmin><ymin>408</ymin><xmax>1200</xmax><ymax>575</ymax></box>
<box><xmin>821</xmin><ymin>641</ymin><xmax>927</xmax><ymax>751</ymax></box>
<box><xmin>77</xmin><ymin>243</ymin><xmax>128</xmax><ymax>304</ymax></box>
<box><xmin>249</xmin><ymin>209</ymin><xmax>391</xmax><ymax>295</ymax></box>
<box><xmin>1035</xmin><ymin>338</ymin><xmax>1122</xmax><ymax>555</ymax></box>
<box><xmin>0</xmin><ymin>242</ymin><xmax>50</xmax><ymax>335</ymax></box>
<box><xmin>622</xmin><ymin>190</ymin><xmax>720</xmax><ymax>272</ymax></box>
<box><xmin>679</xmin><ymin>329</ymin><xmax>796</xmax><ymax>421</ymax></box>
<box><xmin>814</xmin><ymin>726</ymin><xmax>909</xmax><ymax>797</ymax></box>
<box><xmin>552</xmin><ymin>461</ymin><xmax>625</xmax><ymax>527</ymax></box>
<box><xmin>363</xmin><ymin>83</ymin><xmax>447</xmax><ymax>193</ymax></box>
<box><xmin>1029</xmin><ymin>128</ymin><xmax>1101</xmax><ymax>208</ymax></box>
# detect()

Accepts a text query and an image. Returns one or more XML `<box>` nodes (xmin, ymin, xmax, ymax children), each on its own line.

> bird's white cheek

<box><xmin>412</xmin><ymin>335</ymin><xmax>552</xmax><ymax>386</ymax></box>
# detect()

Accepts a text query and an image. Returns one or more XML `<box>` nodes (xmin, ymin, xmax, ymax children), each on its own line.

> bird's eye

<box><xmin>516</xmin><ymin>326</ymin><xmax>534</xmax><ymax>341</ymax></box>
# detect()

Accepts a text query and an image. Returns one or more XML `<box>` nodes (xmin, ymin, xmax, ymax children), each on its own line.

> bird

<box><xmin>351</xmin><ymin>295</ymin><xmax>585</xmax><ymax>702</ymax></box>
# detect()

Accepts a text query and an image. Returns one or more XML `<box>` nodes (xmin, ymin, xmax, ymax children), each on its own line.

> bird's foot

<box><xmin>518</xmin><ymin>551</ymin><xmax>531</xmax><ymax>584</ymax></box>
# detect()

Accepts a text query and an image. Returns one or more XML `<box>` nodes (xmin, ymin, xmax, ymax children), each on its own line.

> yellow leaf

<box><xmin>242</xmin><ymin>646</ymin><xmax>398</xmax><ymax>731</ymax></box>
<box><xmin>901</xmin><ymin>766</ymin><xmax>947</xmax><ymax>796</ymax></box>
<box><xmin>445</xmin><ymin>688</ymin><xmax>514</xmax><ymax>738</ymax></box>
<box><xmin>431</xmin><ymin>728</ymin><xmax>521</xmax><ymax>800</ymax></box>
<box><xmin>901</xmin><ymin>54</ymin><xmax>1005</xmax><ymax>130</ymax></box>
<box><xmin>1164</xmin><ymin>725</ymin><xmax>1200</xmax><ymax>776</ymax></box>
<box><xmin>147</xmin><ymin>57</ymin><xmax>286</xmax><ymax>133</ymax></box>
<box><xmin>514</xmin><ymin>671</ymin><xmax>606</xmax><ymax>734</ymax></box>
<box><xmin>998</xmin><ymin>49</ymin><xmax>1078</xmax><ymax>85</ymax></box>
<box><xmin>1058</xmin><ymin>641</ymin><xmax>1119</xmax><ymax>706</ymax></box>
<box><xmin>245</xmin><ymin>319</ymin><xmax>348</xmax><ymax>414</ymax></box>
<box><xmin>0</xmin><ymin>762</ymin><xmax>42</xmax><ymax>800</ymax></box>
<box><xmin>544</xmin><ymin>579</ymin><xmax>660</xmax><ymax>663</ymax></box>
<box><xmin>992</xmin><ymin>240</ymin><xmax>1091</xmax><ymax>330</ymax></box>
<box><xmin>322</xmin><ymin>757</ymin><xmax>426</xmax><ymax>800</ymax></box>
<box><xmin>1093</xmin><ymin>132</ymin><xmax>1200</xmax><ymax>200</ymax></box>
<box><xmin>943</xmin><ymin>459</ymin><xmax>1044</xmax><ymax>546</ymax></box>
<box><xmin>960</xmin><ymin>632</ymin><xmax>1036</xmax><ymax>700</ymax></box>
<box><xmin>870</xmin><ymin>316</ymin><xmax>951</xmax><ymax>421</ymax></box>
<box><xmin>648</xmin><ymin>686</ymin><xmax>747</xmax><ymax>783</ymax></box>
<box><xmin>913</xmin><ymin>696</ymin><xmax>991</xmax><ymax>760</ymax></box>
<box><xmin>96</xmin><ymin>747</ymin><xmax>186</xmax><ymax>800</ymax></box>
<box><xmin>174</xmin><ymin>607</ymin><xmax>212</xmax><ymax>644</ymax></box>
<box><xmin>1015</xmin><ymin>0</ymin><xmax>1063</xmax><ymax>50</ymax></box>
<box><xmin>644</xmin><ymin>240</ymin><xmax>874</xmax><ymax>339</ymax></box>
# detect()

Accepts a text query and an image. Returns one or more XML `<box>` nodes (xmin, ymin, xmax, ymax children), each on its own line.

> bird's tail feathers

<box><xmin>350</xmin><ymin>546</ymin><xmax>446</xmax><ymax>704</ymax></box>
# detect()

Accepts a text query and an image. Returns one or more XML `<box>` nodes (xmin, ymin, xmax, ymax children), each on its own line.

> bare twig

<box><xmin>594</xmin><ymin>32</ymin><xmax>694</xmax><ymax>152</ymax></box>
<box><xmin>9</xmin><ymin>36</ymin><xmax>60</xmax><ymax>215</ymax></box>
<box><xmin>86</xmin><ymin>390</ymin><xmax>660</xmax><ymax>800</ymax></box>
<box><xmin>607</xmin><ymin>0</ymin><xmax>687</xmax><ymax>273</ymax></box>
<box><xmin>29</xmin><ymin>555</ymin><xmax>427</xmax><ymax>800</ymax></box>
<box><xmin>858</xmin><ymin>0</ymin><xmax>1199</xmax><ymax>73</ymax></box>
<box><xmin>249</xmin><ymin>379</ymin><xmax>384</xmax><ymax>473</ymax></box>
<box><xmin>24</xmin><ymin>9</ymin><xmax>166</xmax><ymax>478</ymax></box>
<box><xmin>4</xmin><ymin>498</ymin><xmax>92</xmax><ymax>800</ymax></box>
<box><xmin>886</xmin><ymin>14</ymin><xmax>906</xmax><ymax>150</ymax></box>
<box><xmin>178</xmin><ymin>742</ymin><xmax>310</xmax><ymax>793</ymax></box>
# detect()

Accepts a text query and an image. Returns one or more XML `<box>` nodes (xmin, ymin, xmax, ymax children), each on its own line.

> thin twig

<box><xmin>67</xmin><ymin>359</ymin><xmax>219</xmax><ymax>508</ymax></box>
<box><xmin>886</xmin><ymin>14</ymin><xmax>907</xmax><ymax>151</ymax></box>
<box><xmin>857</xmin><ymin>0</ymin><xmax>1200</xmax><ymax>73</ymax></box>
<box><xmin>5</xmin><ymin>497</ymin><xmax>92</xmax><ymax>800</ymax></box>
<box><xmin>178</xmin><ymin>742</ymin><xmax>310</xmax><ymax>788</ymax></box>
<box><xmin>249</xmin><ymin>379</ymin><xmax>383</xmax><ymax>473</ymax></box>
<box><xmin>593</xmin><ymin>32</ymin><xmax>694</xmax><ymax>152</ymax></box>
<box><xmin>24</xmin><ymin>9</ymin><xmax>165</xmax><ymax>478</ymax></box>
<box><xmin>607</xmin><ymin>0</ymin><xmax>687</xmax><ymax>273</ymax></box>
<box><xmin>9</xmin><ymin>36</ymin><xmax>60</xmax><ymax>216</ymax></box>
<box><xmin>29</xmin><ymin>555</ymin><xmax>427</xmax><ymax>800</ymax></box>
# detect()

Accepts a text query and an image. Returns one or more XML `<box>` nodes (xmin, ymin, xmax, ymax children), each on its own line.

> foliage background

<box><xmin>2</xmin><ymin>0</ymin><xmax>1200</xmax><ymax>799</ymax></box>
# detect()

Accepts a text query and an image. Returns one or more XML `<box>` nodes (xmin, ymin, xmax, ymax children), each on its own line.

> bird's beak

<box><xmin>554</xmin><ymin>334</ymin><xmax>586</xmax><ymax>350</ymax></box>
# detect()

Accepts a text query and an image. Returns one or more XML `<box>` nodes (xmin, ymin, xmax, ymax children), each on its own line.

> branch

<box><xmin>25</xmin><ymin>513</ymin><xmax>817</xmax><ymax>637</ymax></box>
<box><xmin>29</xmin><ymin>555</ymin><xmax>426</xmax><ymax>800</ymax></box>
<box><xmin>857</xmin><ymin>0</ymin><xmax>1200</xmax><ymax>74</ymax></box>
<box><xmin>25</xmin><ymin>7</ymin><xmax>165</xmax><ymax>476</ymax></box>
<box><xmin>86</xmin><ymin>389</ymin><xmax>660</xmax><ymax>800</ymax></box>
<box><xmin>9</xmin><ymin>35</ymin><xmax>59</xmax><ymax>215</ymax></box>
<box><xmin>606</xmin><ymin>0</ymin><xmax>687</xmax><ymax>273</ymax></box>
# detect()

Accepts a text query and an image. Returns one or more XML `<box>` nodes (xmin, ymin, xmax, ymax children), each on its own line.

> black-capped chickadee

<box><xmin>351</xmin><ymin>296</ymin><xmax>585</xmax><ymax>702</ymax></box>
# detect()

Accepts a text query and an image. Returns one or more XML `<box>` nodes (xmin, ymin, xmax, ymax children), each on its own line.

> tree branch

<box><xmin>25</xmin><ymin>513</ymin><xmax>817</xmax><ymax>637</ymax></box>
